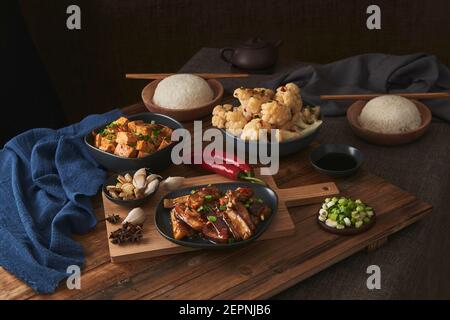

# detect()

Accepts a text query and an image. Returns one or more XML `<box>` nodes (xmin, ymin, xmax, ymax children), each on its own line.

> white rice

<box><xmin>359</xmin><ymin>95</ymin><xmax>422</xmax><ymax>134</ymax></box>
<box><xmin>153</xmin><ymin>74</ymin><xmax>214</xmax><ymax>109</ymax></box>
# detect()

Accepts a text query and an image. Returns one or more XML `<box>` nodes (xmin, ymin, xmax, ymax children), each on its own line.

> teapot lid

<box><xmin>240</xmin><ymin>38</ymin><xmax>271</xmax><ymax>49</ymax></box>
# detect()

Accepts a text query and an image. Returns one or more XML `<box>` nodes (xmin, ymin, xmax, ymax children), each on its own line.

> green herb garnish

<box><xmin>219</xmin><ymin>205</ymin><xmax>227</xmax><ymax>211</ymax></box>
<box><xmin>190</xmin><ymin>189</ymin><xmax>197</xmax><ymax>194</ymax></box>
<box><xmin>204</xmin><ymin>195</ymin><xmax>213</xmax><ymax>201</ymax></box>
<box><xmin>106</xmin><ymin>122</ymin><xmax>118</xmax><ymax>129</ymax></box>
<box><xmin>207</xmin><ymin>216</ymin><xmax>217</xmax><ymax>223</ymax></box>
<box><xmin>152</xmin><ymin>128</ymin><xmax>161</xmax><ymax>138</ymax></box>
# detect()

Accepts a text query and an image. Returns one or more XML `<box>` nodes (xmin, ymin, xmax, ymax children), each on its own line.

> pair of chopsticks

<box><xmin>320</xmin><ymin>92</ymin><xmax>450</xmax><ymax>101</ymax></box>
<box><xmin>126</xmin><ymin>73</ymin><xmax>249</xmax><ymax>80</ymax></box>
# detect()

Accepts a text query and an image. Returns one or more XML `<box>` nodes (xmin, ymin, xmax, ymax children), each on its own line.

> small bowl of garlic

<box><xmin>103</xmin><ymin>168</ymin><xmax>161</xmax><ymax>207</ymax></box>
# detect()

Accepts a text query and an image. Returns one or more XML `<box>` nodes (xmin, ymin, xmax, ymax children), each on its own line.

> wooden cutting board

<box><xmin>102</xmin><ymin>174</ymin><xmax>340</xmax><ymax>262</ymax></box>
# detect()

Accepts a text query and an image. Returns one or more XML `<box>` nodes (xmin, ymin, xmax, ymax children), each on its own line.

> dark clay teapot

<box><xmin>220</xmin><ymin>38</ymin><xmax>282</xmax><ymax>70</ymax></box>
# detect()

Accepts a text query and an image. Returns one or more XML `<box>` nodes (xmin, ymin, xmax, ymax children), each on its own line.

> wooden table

<box><xmin>0</xmin><ymin>102</ymin><xmax>432</xmax><ymax>299</ymax></box>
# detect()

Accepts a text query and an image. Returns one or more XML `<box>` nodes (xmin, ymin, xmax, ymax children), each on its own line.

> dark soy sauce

<box><xmin>315</xmin><ymin>153</ymin><xmax>357</xmax><ymax>171</ymax></box>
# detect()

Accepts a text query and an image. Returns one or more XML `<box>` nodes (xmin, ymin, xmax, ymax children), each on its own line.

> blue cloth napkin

<box><xmin>267</xmin><ymin>53</ymin><xmax>450</xmax><ymax>121</ymax></box>
<box><xmin>0</xmin><ymin>109</ymin><xmax>122</xmax><ymax>294</ymax></box>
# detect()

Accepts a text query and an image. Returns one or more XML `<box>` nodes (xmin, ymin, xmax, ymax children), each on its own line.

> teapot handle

<box><xmin>220</xmin><ymin>47</ymin><xmax>235</xmax><ymax>64</ymax></box>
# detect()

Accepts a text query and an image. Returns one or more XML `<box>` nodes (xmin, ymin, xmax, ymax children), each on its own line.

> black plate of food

<box><xmin>154</xmin><ymin>182</ymin><xmax>278</xmax><ymax>249</ymax></box>
<box><xmin>84</xmin><ymin>112</ymin><xmax>184</xmax><ymax>172</ymax></box>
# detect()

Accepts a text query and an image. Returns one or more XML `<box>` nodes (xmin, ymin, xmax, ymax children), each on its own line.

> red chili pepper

<box><xmin>207</xmin><ymin>150</ymin><xmax>252</xmax><ymax>174</ymax></box>
<box><xmin>192</xmin><ymin>151</ymin><xmax>265</xmax><ymax>185</ymax></box>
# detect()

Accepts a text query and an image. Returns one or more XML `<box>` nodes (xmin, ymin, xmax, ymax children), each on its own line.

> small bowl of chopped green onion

<box><xmin>317</xmin><ymin>196</ymin><xmax>375</xmax><ymax>235</ymax></box>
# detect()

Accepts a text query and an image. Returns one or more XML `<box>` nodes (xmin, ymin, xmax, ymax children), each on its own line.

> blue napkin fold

<box><xmin>267</xmin><ymin>53</ymin><xmax>450</xmax><ymax>121</ymax></box>
<box><xmin>0</xmin><ymin>109</ymin><xmax>122</xmax><ymax>294</ymax></box>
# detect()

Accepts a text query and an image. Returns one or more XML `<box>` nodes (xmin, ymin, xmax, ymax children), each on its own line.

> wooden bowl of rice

<box><xmin>142</xmin><ymin>75</ymin><xmax>223</xmax><ymax>122</ymax></box>
<box><xmin>347</xmin><ymin>98</ymin><xmax>432</xmax><ymax>146</ymax></box>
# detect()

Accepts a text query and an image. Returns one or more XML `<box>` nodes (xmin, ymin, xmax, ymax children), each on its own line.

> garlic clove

<box><xmin>144</xmin><ymin>179</ymin><xmax>160</xmax><ymax>196</ymax></box>
<box><xmin>133</xmin><ymin>173</ymin><xmax>147</xmax><ymax>189</ymax></box>
<box><xmin>123</xmin><ymin>207</ymin><xmax>147</xmax><ymax>225</ymax></box>
<box><xmin>161</xmin><ymin>176</ymin><xmax>185</xmax><ymax>191</ymax></box>
<box><xmin>146</xmin><ymin>174</ymin><xmax>162</xmax><ymax>185</ymax></box>
<box><xmin>134</xmin><ymin>168</ymin><xmax>147</xmax><ymax>177</ymax></box>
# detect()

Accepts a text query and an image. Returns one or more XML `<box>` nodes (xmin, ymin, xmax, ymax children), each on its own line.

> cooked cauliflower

<box><xmin>240</xmin><ymin>119</ymin><xmax>271</xmax><ymax>141</ymax></box>
<box><xmin>260</xmin><ymin>100</ymin><xmax>291</xmax><ymax>127</ymax></box>
<box><xmin>211</xmin><ymin>104</ymin><xmax>233</xmax><ymax>128</ymax></box>
<box><xmin>225</xmin><ymin>108</ymin><xmax>247</xmax><ymax>136</ymax></box>
<box><xmin>275</xmin><ymin>83</ymin><xmax>303</xmax><ymax>114</ymax></box>
<box><xmin>274</xmin><ymin>129</ymin><xmax>301</xmax><ymax>142</ymax></box>
<box><xmin>211</xmin><ymin>83</ymin><xmax>321</xmax><ymax>142</ymax></box>
<box><xmin>234</xmin><ymin>87</ymin><xmax>274</xmax><ymax>119</ymax></box>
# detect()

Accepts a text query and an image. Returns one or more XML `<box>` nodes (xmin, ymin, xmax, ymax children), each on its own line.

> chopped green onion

<box><xmin>150</xmin><ymin>120</ymin><xmax>156</xmax><ymax>124</ymax></box>
<box><xmin>207</xmin><ymin>215</ymin><xmax>217</xmax><ymax>222</ymax></box>
<box><xmin>204</xmin><ymin>195</ymin><xmax>213</xmax><ymax>201</ymax></box>
<box><xmin>198</xmin><ymin>206</ymin><xmax>204</xmax><ymax>212</ymax></box>
<box><xmin>219</xmin><ymin>205</ymin><xmax>227</xmax><ymax>211</ymax></box>
<box><xmin>319</xmin><ymin>196</ymin><xmax>374</xmax><ymax>229</ymax></box>
<box><xmin>190</xmin><ymin>189</ymin><xmax>196</xmax><ymax>194</ymax></box>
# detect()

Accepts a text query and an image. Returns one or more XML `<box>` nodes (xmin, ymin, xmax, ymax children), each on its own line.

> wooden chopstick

<box><xmin>125</xmin><ymin>73</ymin><xmax>250</xmax><ymax>80</ymax></box>
<box><xmin>320</xmin><ymin>92</ymin><xmax>450</xmax><ymax>101</ymax></box>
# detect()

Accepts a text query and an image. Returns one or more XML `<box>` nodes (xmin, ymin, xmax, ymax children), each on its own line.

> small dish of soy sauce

<box><xmin>310</xmin><ymin>144</ymin><xmax>363</xmax><ymax>178</ymax></box>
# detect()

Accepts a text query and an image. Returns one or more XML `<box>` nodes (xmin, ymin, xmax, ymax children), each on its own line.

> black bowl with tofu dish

<box><xmin>84</xmin><ymin>112</ymin><xmax>184</xmax><ymax>172</ymax></box>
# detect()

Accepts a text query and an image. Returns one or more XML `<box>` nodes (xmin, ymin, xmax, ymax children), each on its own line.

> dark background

<box><xmin>3</xmin><ymin>0</ymin><xmax>450</xmax><ymax>141</ymax></box>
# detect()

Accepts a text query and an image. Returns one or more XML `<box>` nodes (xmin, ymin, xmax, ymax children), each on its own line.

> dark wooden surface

<box><xmin>0</xmin><ymin>102</ymin><xmax>434</xmax><ymax>300</ymax></box>
<box><xmin>18</xmin><ymin>0</ymin><xmax>450</xmax><ymax>123</ymax></box>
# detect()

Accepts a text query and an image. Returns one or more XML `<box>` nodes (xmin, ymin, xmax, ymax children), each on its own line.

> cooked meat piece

<box><xmin>249</xmin><ymin>202</ymin><xmax>272</xmax><ymax>221</ymax></box>
<box><xmin>137</xmin><ymin>151</ymin><xmax>150</xmax><ymax>158</ymax></box>
<box><xmin>157</xmin><ymin>138</ymin><xmax>172</xmax><ymax>151</ymax></box>
<box><xmin>114</xmin><ymin>143</ymin><xmax>137</xmax><ymax>158</ymax></box>
<box><xmin>234</xmin><ymin>202</ymin><xmax>256</xmax><ymax>231</ymax></box>
<box><xmin>127</xmin><ymin>120</ymin><xmax>144</xmax><ymax>132</ymax></box>
<box><xmin>173</xmin><ymin>204</ymin><xmax>205</xmax><ymax>231</ymax></box>
<box><xmin>114</xmin><ymin>117</ymin><xmax>129</xmax><ymax>127</ymax></box>
<box><xmin>135</xmin><ymin>124</ymin><xmax>152</xmax><ymax>136</ymax></box>
<box><xmin>115</xmin><ymin>132</ymin><xmax>138</xmax><ymax>146</ymax></box>
<box><xmin>220</xmin><ymin>212</ymin><xmax>241</xmax><ymax>240</ymax></box>
<box><xmin>170</xmin><ymin>209</ymin><xmax>194</xmax><ymax>240</ymax></box>
<box><xmin>163</xmin><ymin>195</ymin><xmax>190</xmax><ymax>208</ymax></box>
<box><xmin>235</xmin><ymin>187</ymin><xmax>253</xmax><ymax>201</ymax></box>
<box><xmin>202</xmin><ymin>217</ymin><xmax>229</xmax><ymax>243</ymax></box>
<box><xmin>224</xmin><ymin>209</ymin><xmax>252</xmax><ymax>240</ymax></box>
<box><xmin>136</xmin><ymin>140</ymin><xmax>155</xmax><ymax>153</ymax></box>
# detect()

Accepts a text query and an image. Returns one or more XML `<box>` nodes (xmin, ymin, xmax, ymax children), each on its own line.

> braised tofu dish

<box><xmin>92</xmin><ymin>117</ymin><xmax>173</xmax><ymax>158</ymax></box>
<box><xmin>163</xmin><ymin>186</ymin><xmax>272</xmax><ymax>244</ymax></box>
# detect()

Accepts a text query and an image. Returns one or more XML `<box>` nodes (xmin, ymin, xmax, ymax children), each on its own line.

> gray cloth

<box><xmin>181</xmin><ymin>49</ymin><xmax>450</xmax><ymax>121</ymax></box>
<box><xmin>180</xmin><ymin>48</ymin><xmax>450</xmax><ymax>299</ymax></box>
<box><xmin>267</xmin><ymin>53</ymin><xmax>450</xmax><ymax>121</ymax></box>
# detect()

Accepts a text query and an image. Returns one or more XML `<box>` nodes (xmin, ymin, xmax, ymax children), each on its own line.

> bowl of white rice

<box><xmin>347</xmin><ymin>95</ymin><xmax>431</xmax><ymax>146</ymax></box>
<box><xmin>142</xmin><ymin>74</ymin><xmax>223</xmax><ymax>122</ymax></box>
